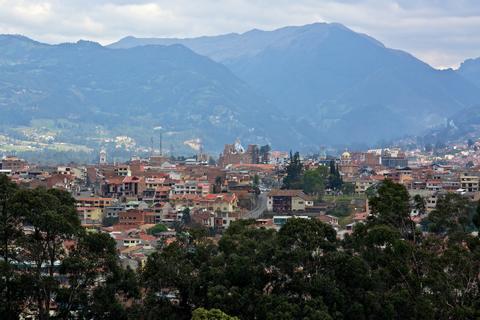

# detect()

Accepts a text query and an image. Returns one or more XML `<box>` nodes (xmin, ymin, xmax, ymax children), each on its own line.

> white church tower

<box><xmin>99</xmin><ymin>148</ymin><xmax>107</xmax><ymax>165</ymax></box>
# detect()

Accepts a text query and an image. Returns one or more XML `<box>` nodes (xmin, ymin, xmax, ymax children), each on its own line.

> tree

<box><xmin>327</xmin><ymin>160</ymin><xmax>343</xmax><ymax>190</ymax></box>
<box><xmin>214</xmin><ymin>176</ymin><xmax>224</xmax><ymax>194</ymax></box>
<box><xmin>259</xmin><ymin>145</ymin><xmax>271</xmax><ymax>164</ymax></box>
<box><xmin>368</xmin><ymin>179</ymin><xmax>414</xmax><ymax>238</ymax></box>
<box><xmin>148</xmin><ymin>223</ymin><xmax>168</xmax><ymax>235</ymax></box>
<box><xmin>182</xmin><ymin>207</ymin><xmax>192</xmax><ymax>226</ymax></box>
<box><xmin>0</xmin><ymin>174</ymin><xmax>25</xmax><ymax>319</ymax></box>
<box><xmin>252</xmin><ymin>174</ymin><xmax>260</xmax><ymax>188</ymax></box>
<box><xmin>467</xmin><ymin>138</ymin><xmax>475</xmax><ymax>148</ymax></box>
<box><xmin>142</xmin><ymin>238</ymin><xmax>217</xmax><ymax>320</ymax></box>
<box><xmin>413</xmin><ymin>194</ymin><xmax>426</xmax><ymax>216</ymax></box>
<box><xmin>341</xmin><ymin>182</ymin><xmax>355</xmax><ymax>195</ymax></box>
<box><xmin>56</xmin><ymin>232</ymin><xmax>135</xmax><ymax>318</ymax></box>
<box><xmin>473</xmin><ymin>199</ymin><xmax>480</xmax><ymax>229</ymax></box>
<box><xmin>14</xmin><ymin>187</ymin><xmax>81</xmax><ymax>319</ymax></box>
<box><xmin>282</xmin><ymin>152</ymin><xmax>303</xmax><ymax>189</ymax></box>
<box><xmin>302</xmin><ymin>166</ymin><xmax>328</xmax><ymax>196</ymax></box>
<box><xmin>277</xmin><ymin>218</ymin><xmax>337</xmax><ymax>274</ymax></box>
<box><xmin>426</xmin><ymin>193</ymin><xmax>472</xmax><ymax>235</ymax></box>
<box><xmin>192</xmin><ymin>308</ymin><xmax>239</xmax><ymax>320</ymax></box>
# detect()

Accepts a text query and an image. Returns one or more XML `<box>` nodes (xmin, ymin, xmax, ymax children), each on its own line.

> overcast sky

<box><xmin>0</xmin><ymin>0</ymin><xmax>479</xmax><ymax>68</ymax></box>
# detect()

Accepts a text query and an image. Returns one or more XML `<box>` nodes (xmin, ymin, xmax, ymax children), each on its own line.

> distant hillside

<box><xmin>2</xmin><ymin>23</ymin><xmax>480</xmax><ymax>155</ymax></box>
<box><xmin>458</xmin><ymin>57</ymin><xmax>480</xmax><ymax>88</ymax></box>
<box><xmin>0</xmin><ymin>35</ymin><xmax>301</xmax><ymax>151</ymax></box>
<box><xmin>421</xmin><ymin>104</ymin><xmax>480</xmax><ymax>145</ymax></box>
<box><xmin>111</xmin><ymin>23</ymin><xmax>480</xmax><ymax>144</ymax></box>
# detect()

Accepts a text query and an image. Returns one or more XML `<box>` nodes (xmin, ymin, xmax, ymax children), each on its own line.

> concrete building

<box><xmin>267</xmin><ymin>190</ymin><xmax>314</xmax><ymax>213</ymax></box>
<box><xmin>460</xmin><ymin>172</ymin><xmax>480</xmax><ymax>192</ymax></box>
<box><xmin>218</xmin><ymin>139</ymin><xmax>259</xmax><ymax>167</ymax></box>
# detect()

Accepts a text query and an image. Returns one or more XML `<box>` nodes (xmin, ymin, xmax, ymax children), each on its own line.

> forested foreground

<box><xmin>1</xmin><ymin>175</ymin><xmax>480</xmax><ymax>320</ymax></box>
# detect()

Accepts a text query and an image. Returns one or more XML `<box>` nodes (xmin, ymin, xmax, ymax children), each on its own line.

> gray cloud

<box><xmin>0</xmin><ymin>0</ymin><xmax>479</xmax><ymax>68</ymax></box>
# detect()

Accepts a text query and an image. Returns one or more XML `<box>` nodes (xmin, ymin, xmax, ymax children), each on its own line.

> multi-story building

<box><xmin>172</xmin><ymin>180</ymin><xmax>210</xmax><ymax>196</ymax></box>
<box><xmin>460</xmin><ymin>172</ymin><xmax>480</xmax><ymax>192</ymax></box>
<box><xmin>218</xmin><ymin>139</ymin><xmax>259</xmax><ymax>167</ymax></box>
<box><xmin>1</xmin><ymin>156</ymin><xmax>28</xmax><ymax>172</ymax></box>
<box><xmin>267</xmin><ymin>190</ymin><xmax>314</xmax><ymax>213</ymax></box>
<box><xmin>381</xmin><ymin>150</ymin><xmax>408</xmax><ymax>168</ymax></box>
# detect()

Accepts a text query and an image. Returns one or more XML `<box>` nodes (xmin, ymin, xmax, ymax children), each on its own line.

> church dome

<box><xmin>341</xmin><ymin>151</ymin><xmax>351</xmax><ymax>159</ymax></box>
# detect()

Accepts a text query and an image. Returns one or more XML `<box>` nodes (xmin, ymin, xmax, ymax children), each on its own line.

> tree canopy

<box><xmin>2</xmin><ymin>176</ymin><xmax>480</xmax><ymax>319</ymax></box>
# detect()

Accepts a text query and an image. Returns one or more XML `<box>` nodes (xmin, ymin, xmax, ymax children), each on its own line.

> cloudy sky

<box><xmin>0</xmin><ymin>0</ymin><xmax>479</xmax><ymax>68</ymax></box>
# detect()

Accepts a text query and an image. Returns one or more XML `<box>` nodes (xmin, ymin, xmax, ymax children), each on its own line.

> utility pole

<box><xmin>159</xmin><ymin>131</ymin><xmax>163</xmax><ymax>156</ymax></box>
<box><xmin>154</xmin><ymin>126</ymin><xmax>163</xmax><ymax>156</ymax></box>
<box><xmin>150</xmin><ymin>136</ymin><xmax>154</xmax><ymax>157</ymax></box>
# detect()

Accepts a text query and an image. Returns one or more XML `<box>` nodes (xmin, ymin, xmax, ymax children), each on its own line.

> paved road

<box><xmin>245</xmin><ymin>193</ymin><xmax>268</xmax><ymax>219</ymax></box>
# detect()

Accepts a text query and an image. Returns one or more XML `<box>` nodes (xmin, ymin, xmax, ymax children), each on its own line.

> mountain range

<box><xmin>0</xmin><ymin>35</ymin><xmax>298</xmax><ymax>151</ymax></box>
<box><xmin>1</xmin><ymin>22</ymin><xmax>480</xmax><ymax>154</ymax></box>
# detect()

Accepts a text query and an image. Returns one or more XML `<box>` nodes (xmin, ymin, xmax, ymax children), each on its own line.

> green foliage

<box><xmin>102</xmin><ymin>216</ymin><xmax>119</xmax><ymax>227</ymax></box>
<box><xmin>327</xmin><ymin>160</ymin><xmax>343</xmax><ymax>190</ymax></box>
<box><xmin>368</xmin><ymin>179</ymin><xmax>414</xmax><ymax>237</ymax></box>
<box><xmin>426</xmin><ymin>193</ymin><xmax>474</xmax><ymax>235</ymax></box>
<box><xmin>252</xmin><ymin>174</ymin><xmax>260</xmax><ymax>188</ymax></box>
<box><xmin>214</xmin><ymin>176</ymin><xmax>224</xmax><ymax>194</ymax></box>
<box><xmin>192</xmin><ymin>308</ymin><xmax>239</xmax><ymax>320</ymax></box>
<box><xmin>182</xmin><ymin>207</ymin><xmax>192</xmax><ymax>225</ymax></box>
<box><xmin>473</xmin><ymin>199</ymin><xmax>480</xmax><ymax>229</ymax></box>
<box><xmin>327</xmin><ymin>202</ymin><xmax>351</xmax><ymax>218</ymax></box>
<box><xmin>283</xmin><ymin>155</ymin><xmax>342</xmax><ymax>197</ymax></box>
<box><xmin>302</xmin><ymin>166</ymin><xmax>328</xmax><ymax>195</ymax></box>
<box><xmin>282</xmin><ymin>151</ymin><xmax>303</xmax><ymax>189</ymax></box>
<box><xmin>3</xmin><ymin>175</ymin><xmax>480</xmax><ymax>320</ymax></box>
<box><xmin>148</xmin><ymin>223</ymin><xmax>168</xmax><ymax>235</ymax></box>
<box><xmin>56</xmin><ymin>232</ymin><xmax>134</xmax><ymax>319</ymax></box>
<box><xmin>0</xmin><ymin>178</ymin><xmax>138</xmax><ymax>319</ymax></box>
<box><xmin>413</xmin><ymin>194</ymin><xmax>426</xmax><ymax>216</ymax></box>
<box><xmin>0</xmin><ymin>174</ymin><xmax>24</xmax><ymax>319</ymax></box>
<box><xmin>341</xmin><ymin>182</ymin><xmax>355</xmax><ymax>195</ymax></box>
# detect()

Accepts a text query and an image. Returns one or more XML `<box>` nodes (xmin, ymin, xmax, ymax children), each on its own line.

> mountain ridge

<box><xmin>109</xmin><ymin>23</ymin><xmax>480</xmax><ymax>143</ymax></box>
<box><xmin>0</xmin><ymin>35</ymin><xmax>301</xmax><ymax>152</ymax></box>
<box><xmin>2</xmin><ymin>23</ymin><xmax>480</xmax><ymax>153</ymax></box>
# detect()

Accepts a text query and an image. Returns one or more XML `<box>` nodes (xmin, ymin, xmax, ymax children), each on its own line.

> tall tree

<box><xmin>426</xmin><ymin>193</ymin><xmax>472</xmax><ymax>236</ymax></box>
<box><xmin>413</xmin><ymin>194</ymin><xmax>426</xmax><ymax>216</ymax></box>
<box><xmin>368</xmin><ymin>179</ymin><xmax>414</xmax><ymax>238</ymax></box>
<box><xmin>66</xmin><ymin>232</ymin><xmax>139</xmax><ymax>319</ymax></box>
<box><xmin>327</xmin><ymin>160</ymin><xmax>343</xmax><ymax>190</ymax></box>
<box><xmin>302</xmin><ymin>166</ymin><xmax>328</xmax><ymax>196</ymax></box>
<box><xmin>0</xmin><ymin>175</ymin><xmax>25</xmax><ymax>319</ymax></box>
<box><xmin>15</xmin><ymin>188</ymin><xmax>81</xmax><ymax>319</ymax></box>
<box><xmin>282</xmin><ymin>152</ymin><xmax>303</xmax><ymax>189</ymax></box>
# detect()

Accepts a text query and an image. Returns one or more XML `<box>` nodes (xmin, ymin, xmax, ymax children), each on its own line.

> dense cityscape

<box><xmin>2</xmin><ymin>137</ymin><xmax>480</xmax><ymax>318</ymax></box>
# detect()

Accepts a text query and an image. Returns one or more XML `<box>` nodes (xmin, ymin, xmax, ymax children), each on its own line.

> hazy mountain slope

<box><xmin>221</xmin><ymin>24</ymin><xmax>479</xmax><ymax>134</ymax></box>
<box><xmin>0</xmin><ymin>35</ymin><xmax>299</xmax><ymax>150</ymax></box>
<box><xmin>110</xmin><ymin>23</ymin><xmax>480</xmax><ymax>143</ymax></box>
<box><xmin>108</xmin><ymin>24</ymin><xmax>328</xmax><ymax>62</ymax></box>
<box><xmin>458</xmin><ymin>57</ymin><xmax>480</xmax><ymax>87</ymax></box>
<box><xmin>421</xmin><ymin>104</ymin><xmax>480</xmax><ymax>145</ymax></box>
